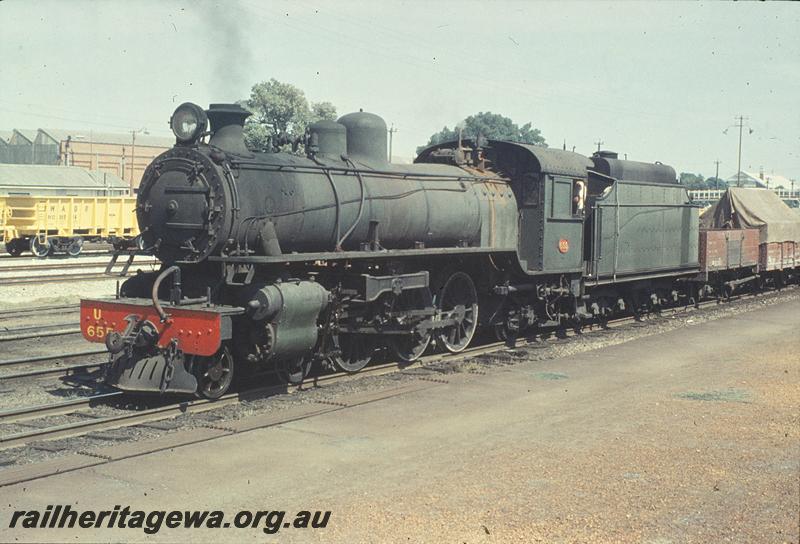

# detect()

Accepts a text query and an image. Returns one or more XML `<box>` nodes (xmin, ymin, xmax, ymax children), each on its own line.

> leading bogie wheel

<box><xmin>279</xmin><ymin>356</ymin><xmax>313</xmax><ymax>385</ymax></box>
<box><xmin>330</xmin><ymin>333</ymin><xmax>375</xmax><ymax>373</ymax></box>
<box><xmin>195</xmin><ymin>346</ymin><xmax>234</xmax><ymax>399</ymax></box>
<box><xmin>435</xmin><ymin>271</ymin><xmax>479</xmax><ymax>353</ymax></box>
<box><xmin>30</xmin><ymin>236</ymin><xmax>52</xmax><ymax>258</ymax></box>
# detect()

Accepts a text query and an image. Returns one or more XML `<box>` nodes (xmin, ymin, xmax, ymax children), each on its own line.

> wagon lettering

<box><xmin>93</xmin><ymin>308</ymin><xmax>102</xmax><ymax>319</ymax></box>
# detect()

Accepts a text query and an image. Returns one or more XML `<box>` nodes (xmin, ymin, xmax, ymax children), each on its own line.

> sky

<box><xmin>1</xmin><ymin>0</ymin><xmax>798</xmax><ymax>182</ymax></box>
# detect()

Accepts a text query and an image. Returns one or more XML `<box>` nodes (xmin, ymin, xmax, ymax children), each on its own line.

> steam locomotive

<box><xmin>79</xmin><ymin>102</ymin><xmax>795</xmax><ymax>398</ymax></box>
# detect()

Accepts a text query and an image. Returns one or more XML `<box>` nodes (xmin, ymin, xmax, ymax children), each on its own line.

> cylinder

<box><xmin>247</xmin><ymin>281</ymin><xmax>329</xmax><ymax>360</ymax></box>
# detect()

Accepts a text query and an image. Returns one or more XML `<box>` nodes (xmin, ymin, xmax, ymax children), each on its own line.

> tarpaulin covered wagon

<box><xmin>700</xmin><ymin>188</ymin><xmax>800</xmax><ymax>276</ymax></box>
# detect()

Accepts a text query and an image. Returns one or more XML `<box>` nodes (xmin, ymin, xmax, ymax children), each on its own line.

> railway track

<box><xmin>0</xmin><ymin>258</ymin><xmax>159</xmax><ymax>287</ymax></box>
<box><xmin>0</xmin><ymin>349</ymin><xmax>105</xmax><ymax>370</ymax></box>
<box><xmin>0</xmin><ymin>345</ymin><xmax>498</xmax><ymax>451</ymax></box>
<box><xmin>0</xmin><ymin>272</ymin><xmax>114</xmax><ymax>286</ymax></box>
<box><xmin>0</xmin><ymin>349</ymin><xmax>106</xmax><ymax>382</ymax></box>
<box><xmin>0</xmin><ymin>303</ymin><xmax>79</xmax><ymax>320</ymax></box>
<box><xmin>0</xmin><ymin>323</ymin><xmax>81</xmax><ymax>342</ymax></box>
<box><xmin>0</xmin><ymin>362</ymin><xmax>103</xmax><ymax>382</ymax></box>
<box><xmin>0</xmin><ymin>259</ymin><xmax>158</xmax><ymax>274</ymax></box>
<box><xmin>0</xmin><ymin>306</ymin><xmax>83</xmax><ymax>341</ymax></box>
<box><xmin>0</xmin><ymin>249</ymin><xmax>113</xmax><ymax>261</ymax></box>
<box><xmin>0</xmin><ymin>296</ymin><xmax>734</xmax><ymax>453</ymax></box>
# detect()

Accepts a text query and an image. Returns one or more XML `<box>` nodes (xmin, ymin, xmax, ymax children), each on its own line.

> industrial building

<box><xmin>0</xmin><ymin>128</ymin><xmax>173</xmax><ymax>190</ymax></box>
<box><xmin>724</xmin><ymin>169</ymin><xmax>794</xmax><ymax>190</ymax></box>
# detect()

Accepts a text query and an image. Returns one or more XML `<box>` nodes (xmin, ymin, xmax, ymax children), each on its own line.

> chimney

<box><xmin>206</xmin><ymin>103</ymin><xmax>251</xmax><ymax>155</ymax></box>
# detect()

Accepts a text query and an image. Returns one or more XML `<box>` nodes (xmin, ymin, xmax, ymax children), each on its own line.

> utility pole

<box><xmin>735</xmin><ymin>117</ymin><xmax>744</xmax><ymax>187</ymax></box>
<box><xmin>594</xmin><ymin>139</ymin><xmax>604</xmax><ymax>153</ymax></box>
<box><xmin>130</xmin><ymin>130</ymin><xmax>136</xmax><ymax>191</ymax></box>
<box><xmin>387</xmin><ymin>124</ymin><xmax>398</xmax><ymax>163</ymax></box>
<box><xmin>714</xmin><ymin>160</ymin><xmax>721</xmax><ymax>190</ymax></box>
<box><xmin>729</xmin><ymin>115</ymin><xmax>751</xmax><ymax>188</ymax></box>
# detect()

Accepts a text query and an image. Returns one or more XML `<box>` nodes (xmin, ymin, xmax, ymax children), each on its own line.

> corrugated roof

<box><xmin>0</xmin><ymin>164</ymin><xmax>128</xmax><ymax>189</ymax></box>
<box><xmin>725</xmin><ymin>171</ymin><xmax>767</xmax><ymax>188</ymax></box>
<box><xmin>9</xmin><ymin>130</ymin><xmax>35</xmax><ymax>144</ymax></box>
<box><xmin>741</xmin><ymin>170</ymin><xmax>793</xmax><ymax>188</ymax></box>
<box><xmin>37</xmin><ymin>128</ymin><xmax>174</xmax><ymax>148</ymax></box>
<box><xmin>721</xmin><ymin>171</ymin><xmax>793</xmax><ymax>189</ymax></box>
<box><xmin>0</xmin><ymin>131</ymin><xmax>12</xmax><ymax>145</ymax></box>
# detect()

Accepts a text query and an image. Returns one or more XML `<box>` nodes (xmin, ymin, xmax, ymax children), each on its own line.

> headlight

<box><xmin>170</xmin><ymin>102</ymin><xmax>208</xmax><ymax>144</ymax></box>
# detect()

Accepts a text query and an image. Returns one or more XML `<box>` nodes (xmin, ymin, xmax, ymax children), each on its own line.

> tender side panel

<box><xmin>80</xmin><ymin>300</ymin><xmax>223</xmax><ymax>356</ymax></box>
<box><xmin>590</xmin><ymin>181</ymin><xmax>699</xmax><ymax>278</ymax></box>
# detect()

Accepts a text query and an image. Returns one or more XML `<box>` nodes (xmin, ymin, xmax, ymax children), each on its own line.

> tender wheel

<box><xmin>67</xmin><ymin>237</ymin><xmax>84</xmax><ymax>257</ymax></box>
<box><xmin>195</xmin><ymin>347</ymin><xmax>234</xmax><ymax>399</ymax></box>
<box><xmin>435</xmin><ymin>271</ymin><xmax>479</xmax><ymax>353</ymax></box>
<box><xmin>279</xmin><ymin>356</ymin><xmax>313</xmax><ymax>385</ymax></box>
<box><xmin>330</xmin><ymin>333</ymin><xmax>375</xmax><ymax>373</ymax></box>
<box><xmin>30</xmin><ymin>236</ymin><xmax>52</xmax><ymax>258</ymax></box>
<box><xmin>5</xmin><ymin>239</ymin><xmax>24</xmax><ymax>257</ymax></box>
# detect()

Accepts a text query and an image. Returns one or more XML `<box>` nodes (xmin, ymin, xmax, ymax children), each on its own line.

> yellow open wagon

<box><xmin>0</xmin><ymin>195</ymin><xmax>139</xmax><ymax>257</ymax></box>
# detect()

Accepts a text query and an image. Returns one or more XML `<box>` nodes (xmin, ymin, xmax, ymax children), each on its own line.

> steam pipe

<box><xmin>336</xmin><ymin>157</ymin><xmax>366</xmax><ymax>251</ymax></box>
<box><xmin>152</xmin><ymin>265</ymin><xmax>180</xmax><ymax>322</ymax></box>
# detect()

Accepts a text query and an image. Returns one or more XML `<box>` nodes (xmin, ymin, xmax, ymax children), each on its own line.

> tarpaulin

<box><xmin>699</xmin><ymin>188</ymin><xmax>800</xmax><ymax>244</ymax></box>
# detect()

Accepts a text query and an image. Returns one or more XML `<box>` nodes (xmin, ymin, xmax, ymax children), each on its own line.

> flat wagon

<box><xmin>0</xmin><ymin>195</ymin><xmax>139</xmax><ymax>257</ymax></box>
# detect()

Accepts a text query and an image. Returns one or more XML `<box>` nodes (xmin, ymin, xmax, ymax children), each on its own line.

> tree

<box><xmin>311</xmin><ymin>101</ymin><xmax>337</xmax><ymax>122</ymax></box>
<box><xmin>705</xmin><ymin>177</ymin><xmax>728</xmax><ymax>190</ymax></box>
<box><xmin>418</xmin><ymin>112</ymin><xmax>546</xmax><ymax>154</ymax></box>
<box><xmin>241</xmin><ymin>79</ymin><xmax>338</xmax><ymax>151</ymax></box>
<box><xmin>679</xmin><ymin>172</ymin><xmax>706</xmax><ymax>189</ymax></box>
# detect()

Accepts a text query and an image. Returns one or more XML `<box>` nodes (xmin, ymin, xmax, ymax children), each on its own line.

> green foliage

<box><xmin>418</xmin><ymin>112</ymin><xmax>547</xmax><ymax>154</ymax></box>
<box><xmin>680</xmin><ymin>172</ymin><xmax>728</xmax><ymax>190</ymax></box>
<box><xmin>311</xmin><ymin>101</ymin><xmax>337</xmax><ymax>122</ymax></box>
<box><xmin>241</xmin><ymin>79</ymin><xmax>338</xmax><ymax>151</ymax></box>
<box><xmin>705</xmin><ymin>177</ymin><xmax>728</xmax><ymax>189</ymax></box>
